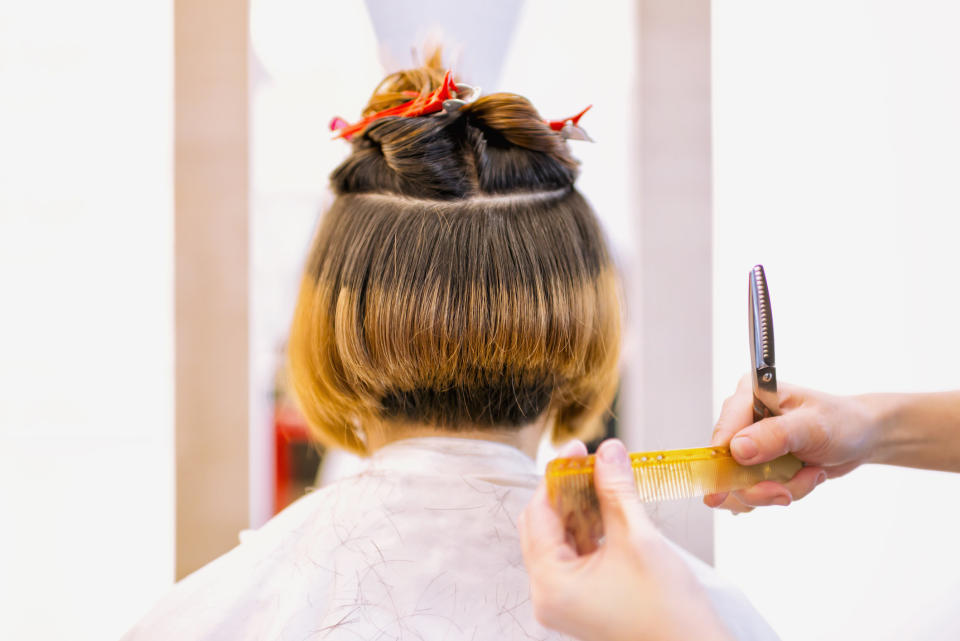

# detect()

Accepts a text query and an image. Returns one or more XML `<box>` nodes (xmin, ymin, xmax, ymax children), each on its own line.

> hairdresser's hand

<box><xmin>519</xmin><ymin>439</ymin><xmax>733</xmax><ymax>641</ymax></box>
<box><xmin>704</xmin><ymin>375</ymin><xmax>881</xmax><ymax>513</ymax></box>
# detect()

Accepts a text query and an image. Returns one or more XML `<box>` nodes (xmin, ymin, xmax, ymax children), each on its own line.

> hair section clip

<box><xmin>545</xmin><ymin>105</ymin><xmax>594</xmax><ymax>142</ymax></box>
<box><xmin>332</xmin><ymin>71</ymin><xmax>478</xmax><ymax>140</ymax></box>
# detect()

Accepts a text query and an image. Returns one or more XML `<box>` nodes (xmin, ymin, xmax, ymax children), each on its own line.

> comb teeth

<box><xmin>546</xmin><ymin>447</ymin><xmax>802</xmax><ymax>550</ymax></box>
<box><xmin>751</xmin><ymin>265</ymin><xmax>775</xmax><ymax>366</ymax></box>
<box><xmin>635</xmin><ymin>461</ymin><xmax>694</xmax><ymax>501</ymax></box>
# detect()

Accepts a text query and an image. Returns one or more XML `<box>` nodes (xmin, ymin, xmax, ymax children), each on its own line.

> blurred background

<box><xmin>1</xmin><ymin>1</ymin><xmax>959</xmax><ymax>640</ymax></box>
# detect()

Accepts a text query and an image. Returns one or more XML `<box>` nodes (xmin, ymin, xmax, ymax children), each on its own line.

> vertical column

<box><xmin>632</xmin><ymin>0</ymin><xmax>714</xmax><ymax>563</ymax></box>
<box><xmin>174</xmin><ymin>0</ymin><xmax>249</xmax><ymax>578</ymax></box>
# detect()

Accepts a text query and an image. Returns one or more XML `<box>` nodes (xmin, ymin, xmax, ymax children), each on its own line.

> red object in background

<box><xmin>273</xmin><ymin>404</ymin><xmax>311</xmax><ymax>514</ymax></box>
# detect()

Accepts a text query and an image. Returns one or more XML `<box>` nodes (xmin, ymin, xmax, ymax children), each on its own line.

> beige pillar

<box><xmin>174</xmin><ymin>0</ymin><xmax>250</xmax><ymax>579</ymax></box>
<box><xmin>628</xmin><ymin>0</ymin><xmax>714</xmax><ymax>563</ymax></box>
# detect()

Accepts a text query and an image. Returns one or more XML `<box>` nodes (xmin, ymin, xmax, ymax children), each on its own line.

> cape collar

<box><xmin>368</xmin><ymin>436</ymin><xmax>538</xmax><ymax>479</ymax></box>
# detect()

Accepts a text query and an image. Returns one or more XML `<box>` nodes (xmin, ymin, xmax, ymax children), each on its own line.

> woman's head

<box><xmin>289</xmin><ymin>54</ymin><xmax>621</xmax><ymax>455</ymax></box>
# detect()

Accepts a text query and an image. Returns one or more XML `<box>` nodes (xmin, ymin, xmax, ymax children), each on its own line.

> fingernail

<box><xmin>558</xmin><ymin>440</ymin><xmax>584</xmax><ymax>457</ymax></box>
<box><xmin>705</xmin><ymin>495</ymin><xmax>727</xmax><ymax>509</ymax></box>
<box><xmin>816</xmin><ymin>472</ymin><xmax>827</xmax><ymax>486</ymax></box>
<box><xmin>772</xmin><ymin>495</ymin><xmax>791</xmax><ymax>506</ymax></box>
<box><xmin>598</xmin><ymin>440</ymin><xmax>629</xmax><ymax>466</ymax></box>
<box><xmin>731</xmin><ymin>436</ymin><xmax>758</xmax><ymax>461</ymax></box>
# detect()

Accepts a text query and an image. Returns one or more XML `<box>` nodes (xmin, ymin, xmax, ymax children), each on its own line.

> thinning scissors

<box><xmin>749</xmin><ymin>265</ymin><xmax>780</xmax><ymax>422</ymax></box>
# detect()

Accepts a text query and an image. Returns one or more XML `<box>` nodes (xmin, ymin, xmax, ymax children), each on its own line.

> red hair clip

<box><xmin>331</xmin><ymin>70</ymin><xmax>466</xmax><ymax>140</ymax></box>
<box><xmin>545</xmin><ymin>105</ymin><xmax>593</xmax><ymax>141</ymax></box>
<box><xmin>331</xmin><ymin>72</ymin><xmax>593</xmax><ymax>143</ymax></box>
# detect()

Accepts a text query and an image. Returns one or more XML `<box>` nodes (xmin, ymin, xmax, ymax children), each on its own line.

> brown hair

<box><xmin>288</xmin><ymin>54</ymin><xmax>621</xmax><ymax>455</ymax></box>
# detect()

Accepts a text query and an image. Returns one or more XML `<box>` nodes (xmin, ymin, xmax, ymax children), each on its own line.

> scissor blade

<box><xmin>749</xmin><ymin>265</ymin><xmax>779</xmax><ymax>419</ymax></box>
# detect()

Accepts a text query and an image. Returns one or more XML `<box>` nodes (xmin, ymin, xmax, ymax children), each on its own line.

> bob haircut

<box><xmin>288</xmin><ymin>55</ymin><xmax>621</xmax><ymax>455</ymax></box>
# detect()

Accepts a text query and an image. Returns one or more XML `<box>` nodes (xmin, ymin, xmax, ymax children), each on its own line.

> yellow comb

<box><xmin>546</xmin><ymin>446</ymin><xmax>803</xmax><ymax>551</ymax></box>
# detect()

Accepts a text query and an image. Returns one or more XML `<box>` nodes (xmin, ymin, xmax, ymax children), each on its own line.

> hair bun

<box><xmin>463</xmin><ymin>94</ymin><xmax>573</xmax><ymax>159</ymax></box>
<box><xmin>335</xmin><ymin>77</ymin><xmax>578</xmax><ymax>196</ymax></box>
<box><xmin>361</xmin><ymin>116</ymin><xmax>476</xmax><ymax>198</ymax></box>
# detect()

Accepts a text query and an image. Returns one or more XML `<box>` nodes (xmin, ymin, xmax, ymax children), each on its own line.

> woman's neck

<box><xmin>365</xmin><ymin>419</ymin><xmax>549</xmax><ymax>459</ymax></box>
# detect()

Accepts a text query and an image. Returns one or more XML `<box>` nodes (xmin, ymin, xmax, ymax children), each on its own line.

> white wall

<box><xmin>713</xmin><ymin>2</ymin><xmax>960</xmax><ymax>639</ymax></box>
<box><xmin>0</xmin><ymin>2</ymin><xmax>174</xmax><ymax>639</ymax></box>
<box><xmin>248</xmin><ymin>0</ymin><xmax>382</xmax><ymax>525</ymax></box>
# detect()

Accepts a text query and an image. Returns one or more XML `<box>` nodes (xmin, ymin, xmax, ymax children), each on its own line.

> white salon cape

<box><xmin>123</xmin><ymin>437</ymin><xmax>780</xmax><ymax>641</ymax></box>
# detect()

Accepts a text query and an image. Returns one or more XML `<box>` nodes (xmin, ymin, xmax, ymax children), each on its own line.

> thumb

<box><xmin>729</xmin><ymin>409</ymin><xmax>814</xmax><ymax>465</ymax></box>
<box><xmin>712</xmin><ymin>374</ymin><xmax>755</xmax><ymax>447</ymax></box>
<box><xmin>593</xmin><ymin>439</ymin><xmax>652</xmax><ymax>543</ymax></box>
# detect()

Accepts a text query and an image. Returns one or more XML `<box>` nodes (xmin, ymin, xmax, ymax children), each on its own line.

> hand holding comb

<box><xmin>546</xmin><ymin>265</ymin><xmax>802</xmax><ymax>547</ymax></box>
